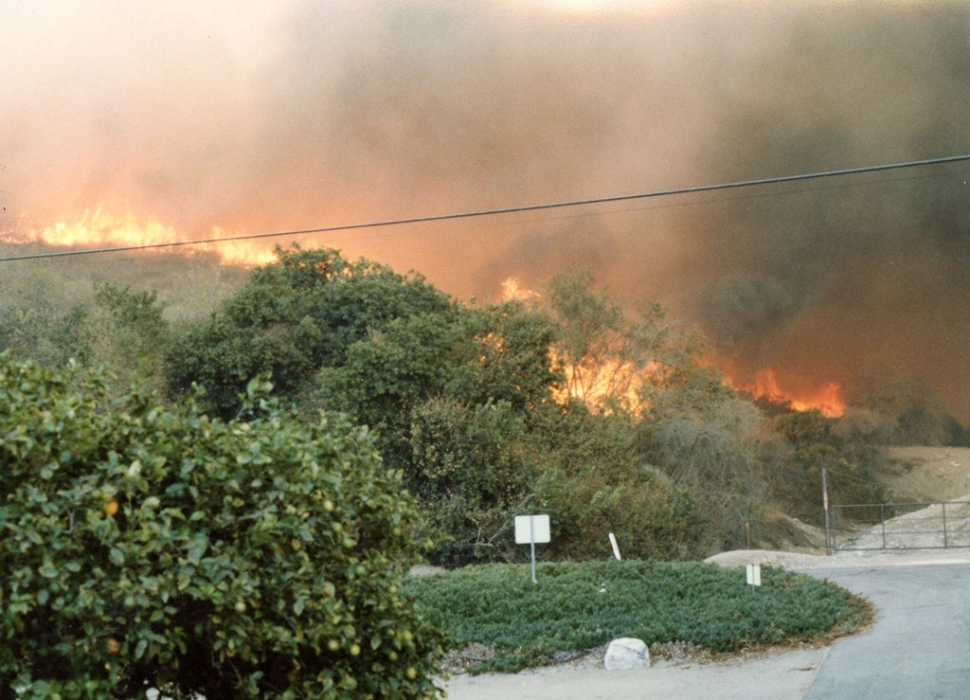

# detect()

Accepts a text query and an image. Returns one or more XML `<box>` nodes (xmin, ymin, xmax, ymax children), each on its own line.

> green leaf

<box><xmin>39</xmin><ymin>559</ymin><xmax>58</xmax><ymax>579</ymax></box>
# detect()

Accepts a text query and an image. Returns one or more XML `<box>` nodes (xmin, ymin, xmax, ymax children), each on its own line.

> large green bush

<box><xmin>0</xmin><ymin>356</ymin><xmax>444</xmax><ymax>699</ymax></box>
<box><xmin>165</xmin><ymin>246</ymin><xmax>457</xmax><ymax>420</ymax></box>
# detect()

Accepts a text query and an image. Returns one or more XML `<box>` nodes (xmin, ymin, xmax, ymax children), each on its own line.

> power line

<box><xmin>2</xmin><ymin>153</ymin><xmax>969</xmax><ymax>262</ymax></box>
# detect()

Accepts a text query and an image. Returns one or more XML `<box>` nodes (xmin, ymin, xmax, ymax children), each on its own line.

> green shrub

<box><xmin>406</xmin><ymin>560</ymin><xmax>871</xmax><ymax>674</ymax></box>
<box><xmin>0</xmin><ymin>356</ymin><xmax>444</xmax><ymax>699</ymax></box>
<box><xmin>530</xmin><ymin>404</ymin><xmax>702</xmax><ymax>561</ymax></box>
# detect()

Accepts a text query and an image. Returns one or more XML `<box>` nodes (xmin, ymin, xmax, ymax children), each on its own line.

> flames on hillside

<box><xmin>10</xmin><ymin>206</ymin><xmax>276</xmax><ymax>267</ymax></box>
<box><xmin>728</xmin><ymin>369</ymin><xmax>845</xmax><ymax>418</ymax></box>
<box><xmin>501</xmin><ymin>276</ymin><xmax>845</xmax><ymax>416</ymax></box>
<box><xmin>3</xmin><ymin>208</ymin><xmax>847</xmax><ymax>420</ymax></box>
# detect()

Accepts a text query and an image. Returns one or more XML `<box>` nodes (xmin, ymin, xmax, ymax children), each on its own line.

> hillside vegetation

<box><xmin>2</xmin><ymin>243</ymin><xmax>967</xmax><ymax>565</ymax></box>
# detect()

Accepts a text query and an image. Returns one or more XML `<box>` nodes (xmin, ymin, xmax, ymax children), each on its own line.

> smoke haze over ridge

<box><xmin>2</xmin><ymin>0</ymin><xmax>969</xmax><ymax>422</ymax></box>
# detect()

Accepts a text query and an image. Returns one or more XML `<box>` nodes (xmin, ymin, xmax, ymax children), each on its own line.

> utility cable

<box><xmin>2</xmin><ymin>153</ymin><xmax>969</xmax><ymax>262</ymax></box>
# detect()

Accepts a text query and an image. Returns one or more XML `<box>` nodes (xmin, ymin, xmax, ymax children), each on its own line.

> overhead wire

<box><xmin>2</xmin><ymin>153</ymin><xmax>969</xmax><ymax>262</ymax></box>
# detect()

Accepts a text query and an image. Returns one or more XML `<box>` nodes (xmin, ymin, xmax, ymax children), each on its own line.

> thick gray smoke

<box><xmin>2</xmin><ymin>0</ymin><xmax>968</xmax><ymax>421</ymax></box>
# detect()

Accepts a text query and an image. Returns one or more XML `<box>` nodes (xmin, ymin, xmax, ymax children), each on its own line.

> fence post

<box><xmin>822</xmin><ymin>467</ymin><xmax>832</xmax><ymax>555</ymax></box>
<box><xmin>880</xmin><ymin>504</ymin><xmax>886</xmax><ymax>549</ymax></box>
<box><xmin>942</xmin><ymin>502</ymin><xmax>948</xmax><ymax>549</ymax></box>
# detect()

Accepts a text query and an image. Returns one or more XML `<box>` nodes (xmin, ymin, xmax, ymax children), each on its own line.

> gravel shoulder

<box><xmin>443</xmin><ymin>645</ymin><xmax>829</xmax><ymax>700</ymax></box>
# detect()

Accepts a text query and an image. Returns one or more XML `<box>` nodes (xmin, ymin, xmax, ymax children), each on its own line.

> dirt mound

<box><xmin>757</xmin><ymin>512</ymin><xmax>827</xmax><ymax>553</ymax></box>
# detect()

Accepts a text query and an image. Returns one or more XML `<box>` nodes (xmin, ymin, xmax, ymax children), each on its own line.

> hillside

<box><xmin>881</xmin><ymin>447</ymin><xmax>970</xmax><ymax>503</ymax></box>
<box><xmin>759</xmin><ymin>447</ymin><xmax>970</xmax><ymax>556</ymax></box>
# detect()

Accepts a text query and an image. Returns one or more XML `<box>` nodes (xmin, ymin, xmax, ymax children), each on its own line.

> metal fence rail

<box><xmin>831</xmin><ymin>500</ymin><xmax>970</xmax><ymax>551</ymax></box>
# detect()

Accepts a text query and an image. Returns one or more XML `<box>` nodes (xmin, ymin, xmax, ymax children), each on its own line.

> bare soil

<box><xmin>881</xmin><ymin>446</ymin><xmax>970</xmax><ymax>502</ymax></box>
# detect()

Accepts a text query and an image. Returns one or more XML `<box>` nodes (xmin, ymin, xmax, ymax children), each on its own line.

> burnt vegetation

<box><xmin>1</xmin><ymin>243</ymin><xmax>966</xmax><ymax>565</ymax></box>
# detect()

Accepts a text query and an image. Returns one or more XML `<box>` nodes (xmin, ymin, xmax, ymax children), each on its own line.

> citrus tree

<box><xmin>0</xmin><ymin>355</ymin><xmax>444</xmax><ymax>699</ymax></box>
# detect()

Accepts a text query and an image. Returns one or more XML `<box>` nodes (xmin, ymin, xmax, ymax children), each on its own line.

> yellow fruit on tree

<box><xmin>103</xmin><ymin>499</ymin><xmax>119</xmax><ymax>517</ymax></box>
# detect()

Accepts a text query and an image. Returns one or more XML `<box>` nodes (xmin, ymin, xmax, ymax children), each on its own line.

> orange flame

<box><xmin>502</xmin><ymin>276</ymin><xmax>643</xmax><ymax>412</ymax></box>
<box><xmin>14</xmin><ymin>206</ymin><xmax>275</xmax><ymax>267</ymax></box>
<box><xmin>500</xmin><ymin>277</ymin><xmax>541</xmax><ymax>303</ymax></box>
<box><xmin>737</xmin><ymin>368</ymin><xmax>845</xmax><ymax>418</ymax></box>
<box><xmin>549</xmin><ymin>354</ymin><xmax>646</xmax><ymax>413</ymax></box>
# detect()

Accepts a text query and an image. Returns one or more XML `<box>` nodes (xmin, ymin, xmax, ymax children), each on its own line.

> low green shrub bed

<box><xmin>405</xmin><ymin>560</ymin><xmax>870</xmax><ymax>673</ymax></box>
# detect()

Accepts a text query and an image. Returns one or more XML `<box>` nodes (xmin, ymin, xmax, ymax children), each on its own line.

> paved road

<box><xmin>802</xmin><ymin>562</ymin><xmax>970</xmax><ymax>700</ymax></box>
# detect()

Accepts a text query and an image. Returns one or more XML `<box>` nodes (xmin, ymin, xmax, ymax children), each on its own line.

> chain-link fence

<box><xmin>831</xmin><ymin>500</ymin><xmax>970</xmax><ymax>550</ymax></box>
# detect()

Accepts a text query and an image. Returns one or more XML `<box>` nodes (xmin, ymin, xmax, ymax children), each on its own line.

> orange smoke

<box><xmin>733</xmin><ymin>368</ymin><xmax>845</xmax><ymax>418</ymax></box>
<box><xmin>14</xmin><ymin>206</ymin><xmax>275</xmax><ymax>267</ymax></box>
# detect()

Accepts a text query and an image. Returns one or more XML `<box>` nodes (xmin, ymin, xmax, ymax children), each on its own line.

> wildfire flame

<box><xmin>500</xmin><ymin>277</ymin><xmax>541</xmax><ymax>303</ymax></box>
<box><xmin>551</xmin><ymin>356</ymin><xmax>647</xmax><ymax>413</ymax></box>
<box><xmin>502</xmin><ymin>276</ymin><xmax>644</xmax><ymax>412</ymax></box>
<box><xmin>13</xmin><ymin>206</ymin><xmax>275</xmax><ymax>267</ymax></box>
<box><xmin>501</xmin><ymin>277</ymin><xmax>846</xmax><ymax>417</ymax></box>
<box><xmin>734</xmin><ymin>368</ymin><xmax>845</xmax><ymax>418</ymax></box>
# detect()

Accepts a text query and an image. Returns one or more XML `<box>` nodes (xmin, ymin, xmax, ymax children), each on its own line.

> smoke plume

<box><xmin>2</xmin><ymin>0</ymin><xmax>968</xmax><ymax>422</ymax></box>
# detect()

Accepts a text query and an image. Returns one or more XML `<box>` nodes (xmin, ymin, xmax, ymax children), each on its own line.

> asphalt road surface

<box><xmin>802</xmin><ymin>562</ymin><xmax>970</xmax><ymax>700</ymax></box>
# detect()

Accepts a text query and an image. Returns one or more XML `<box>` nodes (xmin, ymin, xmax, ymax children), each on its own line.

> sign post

<box><xmin>515</xmin><ymin>515</ymin><xmax>551</xmax><ymax>584</ymax></box>
<box><xmin>746</xmin><ymin>563</ymin><xmax>762</xmax><ymax>593</ymax></box>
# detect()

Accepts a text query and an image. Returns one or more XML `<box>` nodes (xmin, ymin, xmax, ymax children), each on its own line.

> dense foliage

<box><xmin>0</xmin><ymin>248</ymin><xmax>246</xmax><ymax>400</ymax></box>
<box><xmin>164</xmin><ymin>249</ymin><xmax>723</xmax><ymax>564</ymax></box>
<box><xmin>0</xmin><ymin>355</ymin><xmax>443</xmax><ymax>699</ymax></box>
<box><xmin>405</xmin><ymin>559</ymin><xmax>871</xmax><ymax>673</ymax></box>
<box><xmin>2</xmin><ymin>243</ymin><xmax>936</xmax><ymax>565</ymax></box>
<box><xmin>767</xmin><ymin>409</ymin><xmax>888</xmax><ymax>522</ymax></box>
<box><xmin>166</xmin><ymin>247</ymin><xmax>460</xmax><ymax>419</ymax></box>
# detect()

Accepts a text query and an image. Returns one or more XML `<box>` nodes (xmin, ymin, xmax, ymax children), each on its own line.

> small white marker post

<box><xmin>608</xmin><ymin>532</ymin><xmax>622</xmax><ymax>561</ymax></box>
<box><xmin>746</xmin><ymin>563</ymin><xmax>762</xmax><ymax>593</ymax></box>
<box><xmin>515</xmin><ymin>515</ymin><xmax>551</xmax><ymax>584</ymax></box>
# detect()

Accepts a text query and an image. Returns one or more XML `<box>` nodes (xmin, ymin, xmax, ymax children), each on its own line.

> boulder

<box><xmin>604</xmin><ymin>637</ymin><xmax>650</xmax><ymax>670</ymax></box>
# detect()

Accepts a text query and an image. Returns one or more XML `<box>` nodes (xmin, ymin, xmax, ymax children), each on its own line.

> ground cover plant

<box><xmin>405</xmin><ymin>559</ymin><xmax>871</xmax><ymax>673</ymax></box>
<box><xmin>0</xmin><ymin>356</ymin><xmax>444</xmax><ymax>699</ymax></box>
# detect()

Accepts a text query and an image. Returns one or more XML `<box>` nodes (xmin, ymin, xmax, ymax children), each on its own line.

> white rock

<box><xmin>604</xmin><ymin>637</ymin><xmax>650</xmax><ymax>670</ymax></box>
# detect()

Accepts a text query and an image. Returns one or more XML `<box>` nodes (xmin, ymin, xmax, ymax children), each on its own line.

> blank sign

<box><xmin>515</xmin><ymin>515</ymin><xmax>551</xmax><ymax>544</ymax></box>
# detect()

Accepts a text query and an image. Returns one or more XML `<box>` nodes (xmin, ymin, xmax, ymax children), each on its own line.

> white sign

<box><xmin>515</xmin><ymin>515</ymin><xmax>551</xmax><ymax>544</ymax></box>
<box><xmin>515</xmin><ymin>515</ymin><xmax>551</xmax><ymax>584</ymax></box>
<box><xmin>746</xmin><ymin>563</ymin><xmax>762</xmax><ymax>587</ymax></box>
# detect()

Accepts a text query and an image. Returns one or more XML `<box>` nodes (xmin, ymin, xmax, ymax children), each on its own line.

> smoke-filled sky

<box><xmin>2</xmin><ymin>0</ymin><xmax>969</xmax><ymax>422</ymax></box>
